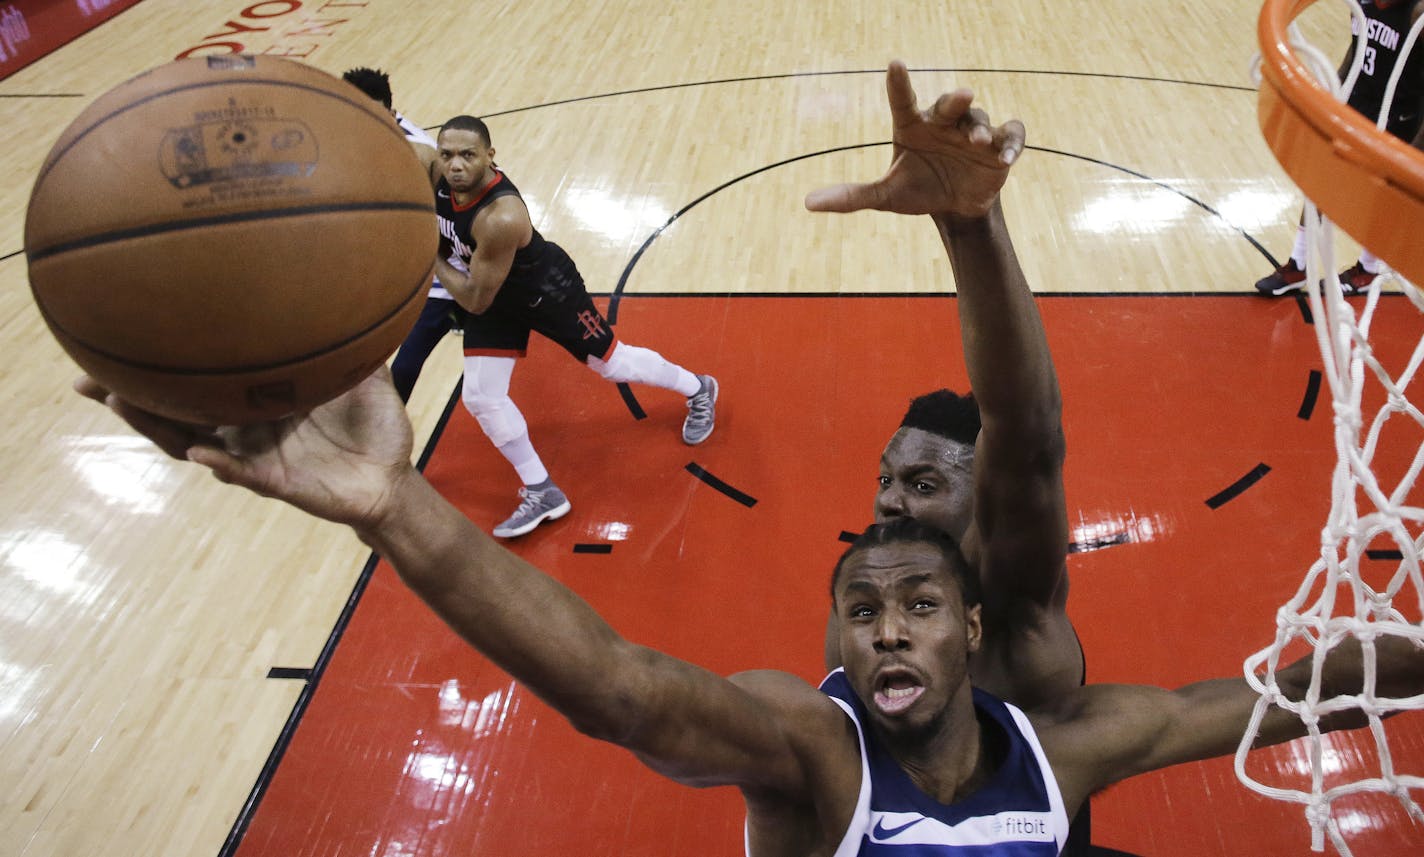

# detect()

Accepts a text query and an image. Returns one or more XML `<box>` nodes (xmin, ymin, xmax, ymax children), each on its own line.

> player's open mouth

<box><xmin>874</xmin><ymin>671</ymin><xmax>925</xmax><ymax>715</ymax></box>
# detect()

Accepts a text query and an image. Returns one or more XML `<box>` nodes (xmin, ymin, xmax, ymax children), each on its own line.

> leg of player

<box><xmin>462</xmin><ymin>354</ymin><xmax>571</xmax><ymax>538</ymax></box>
<box><xmin>1254</xmin><ymin>212</ymin><xmax>1310</xmax><ymax>296</ymax></box>
<box><xmin>1339</xmin><ymin>248</ymin><xmax>1385</xmax><ymax>295</ymax></box>
<box><xmin>391</xmin><ymin>296</ymin><xmax>458</xmax><ymax>402</ymax></box>
<box><xmin>585</xmin><ymin>343</ymin><xmax>718</xmax><ymax>444</ymax></box>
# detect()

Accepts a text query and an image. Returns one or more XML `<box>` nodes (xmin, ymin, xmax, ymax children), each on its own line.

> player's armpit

<box><xmin>613</xmin><ymin>665</ymin><xmax>847</xmax><ymax>798</ymax></box>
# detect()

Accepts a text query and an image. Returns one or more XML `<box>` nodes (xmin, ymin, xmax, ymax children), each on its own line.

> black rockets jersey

<box><xmin>1348</xmin><ymin>0</ymin><xmax>1424</xmax><ymax>117</ymax></box>
<box><xmin>434</xmin><ymin>170</ymin><xmax>558</xmax><ymax>299</ymax></box>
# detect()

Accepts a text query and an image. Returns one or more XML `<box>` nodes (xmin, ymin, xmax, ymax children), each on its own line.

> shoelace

<box><xmin>688</xmin><ymin>391</ymin><xmax>713</xmax><ymax>422</ymax></box>
<box><xmin>512</xmin><ymin>488</ymin><xmax>545</xmax><ymax>518</ymax></box>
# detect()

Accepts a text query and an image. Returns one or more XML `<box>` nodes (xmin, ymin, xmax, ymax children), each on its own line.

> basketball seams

<box><xmin>31</xmin><ymin>76</ymin><xmax>406</xmax><ymax>196</ymax></box>
<box><xmin>25</xmin><ymin>200</ymin><xmax>434</xmax><ymax>262</ymax></box>
<box><xmin>45</xmin><ymin>256</ymin><xmax>436</xmax><ymax>375</ymax></box>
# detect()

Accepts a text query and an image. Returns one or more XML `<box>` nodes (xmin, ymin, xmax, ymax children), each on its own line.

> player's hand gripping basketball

<box><xmin>75</xmin><ymin>370</ymin><xmax>414</xmax><ymax>529</ymax></box>
<box><xmin>805</xmin><ymin>61</ymin><xmax>1024</xmax><ymax>218</ymax></box>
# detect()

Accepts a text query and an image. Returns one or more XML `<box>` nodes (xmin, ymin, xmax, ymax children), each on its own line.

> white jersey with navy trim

<box><xmin>809</xmin><ymin>668</ymin><xmax>1070</xmax><ymax>857</ymax></box>
<box><xmin>395</xmin><ymin>111</ymin><xmax>452</xmax><ymax>300</ymax></box>
<box><xmin>395</xmin><ymin>110</ymin><xmax>437</xmax><ymax>147</ymax></box>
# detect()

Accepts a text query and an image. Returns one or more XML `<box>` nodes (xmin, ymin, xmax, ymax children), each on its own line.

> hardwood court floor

<box><xmin>2</xmin><ymin>1</ymin><xmax>1419</xmax><ymax>856</ymax></box>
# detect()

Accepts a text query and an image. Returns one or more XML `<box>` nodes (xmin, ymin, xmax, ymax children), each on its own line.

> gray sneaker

<box><xmin>682</xmin><ymin>375</ymin><xmax>719</xmax><ymax>445</ymax></box>
<box><xmin>492</xmin><ymin>484</ymin><xmax>571</xmax><ymax>538</ymax></box>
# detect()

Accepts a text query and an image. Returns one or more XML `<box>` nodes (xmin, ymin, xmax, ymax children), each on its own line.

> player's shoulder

<box><xmin>731</xmin><ymin>670</ymin><xmax>849</xmax><ymax>731</ymax></box>
<box><xmin>731</xmin><ymin>669</ymin><xmax>835</xmax><ymax>705</ymax></box>
<box><xmin>473</xmin><ymin>193</ymin><xmax>532</xmax><ymax>235</ymax></box>
<box><xmin>730</xmin><ymin>670</ymin><xmax>863</xmax><ymax>798</ymax></box>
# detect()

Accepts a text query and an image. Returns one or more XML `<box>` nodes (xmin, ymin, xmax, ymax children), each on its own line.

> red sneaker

<box><xmin>1254</xmin><ymin>259</ymin><xmax>1307</xmax><ymax>296</ymax></box>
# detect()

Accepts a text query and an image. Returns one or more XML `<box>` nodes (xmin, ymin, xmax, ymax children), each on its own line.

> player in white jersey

<box><xmin>342</xmin><ymin>66</ymin><xmax>461</xmax><ymax>402</ymax></box>
<box><xmin>79</xmin><ymin>62</ymin><xmax>1424</xmax><ymax>857</ymax></box>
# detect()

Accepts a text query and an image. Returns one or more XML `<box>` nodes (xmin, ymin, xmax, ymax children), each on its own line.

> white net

<box><xmin>1237</xmin><ymin>2</ymin><xmax>1424</xmax><ymax>854</ymax></box>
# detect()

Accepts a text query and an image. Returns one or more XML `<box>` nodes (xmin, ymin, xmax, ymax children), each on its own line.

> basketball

<box><xmin>24</xmin><ymin>55</ymin><xmax>437</xmax><ymax>425</ymax></box>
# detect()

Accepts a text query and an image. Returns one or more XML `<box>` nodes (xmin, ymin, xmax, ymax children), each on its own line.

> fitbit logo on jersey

<box><xmin>990</xmin><ymin>813</ymin><xmax>1053</xmax><ymax>839</ymax></box>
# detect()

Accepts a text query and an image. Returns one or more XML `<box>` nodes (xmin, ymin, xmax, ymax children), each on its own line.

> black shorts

<box><xmin>460</xmin><ymin>247</ymin><xmax>617</xmax><ymax>362</ymax></box>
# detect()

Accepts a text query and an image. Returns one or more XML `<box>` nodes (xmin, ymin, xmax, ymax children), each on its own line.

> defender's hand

<box><xmin>806</xmin><ymin>60</ymin><xmax>1025</xmax><ymax>218</ymax></box>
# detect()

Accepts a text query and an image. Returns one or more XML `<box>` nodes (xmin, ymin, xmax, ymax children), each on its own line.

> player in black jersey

<box><xmin>1256</xmin><ymin>0</ymin><xmax>1424</xmax><ymax>296</ymax></box>
<box><xmin>431</xmin><ymin>115</ymin><xmax>718</xmax><ymax>538</ymax></box>
<box><xmin>342</xmin><ymin>67</ymin><xmax>458</xmax><ymax>403</ymax></box>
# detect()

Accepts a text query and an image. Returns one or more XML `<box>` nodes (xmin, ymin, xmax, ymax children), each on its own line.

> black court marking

<box><xmin>616</xmin><ymin>382</ymin><xmax>647</xmax><ymax>419</ymax></box>
<box><xmin>1031</xmin><ymin>144</ymin><xmax>1276</xmax><ymax>261</ymax></box>
<box><xmin>481</xmin><ymin>67</ymin><xmax>1254</xmax><ymax>121</ymax></box>
<box><xmin>838</xmin><ymin>530</ymin><xmax>861</xmax><ymax>544</ymax></box>
<box><xmin>1367</xmin><ymin>549</ymin><xmax>1405</xmax><ymax>561</ymax></box>
<box><xmin>219</xmin><ymin>548</ymin><xmax>385</xmax><ymax>857</ymax></box>
<box><xmin>608</xmin><ymin>141</ymin><xmax>880</xmax><ymax>325</ymax></box>
<box><xmin>605</xmin><ymin>140</ymin><xmax>1276</xmax><ymax>420</ymax></box>
<box><xmin>573</xmin><ymin>543</ymin><xmax>614</xmax><ymax>554</ymax></box>
<box><xmin>685</xmin><ymin>462</ymin><xmax>757</xmax><ymax>507</ymax></box>
<box><xmin>1295</xmin><ymin>292</ymin><xmax>1315</xmax><ymax>325</ymax></box>
<box><xmin>0</xmin><ymin>249</ymin><xmax>22</xmax><ymax>263</ymax></box>
<box><xmin>266</xmin><ymin>667</ymin><xmax>311</xmax><ymax>680</ymax></box>
<box><xmin>590</xmin><ymin>290</ymin><xmax>1299</xmax><ymax>301</ymax></box>
<box><xmin>1206</xmin><ymin>463</ymin><xmax>1272</xmax><ymax>509</ymax></box>
<box><xmin>1299</xmin><ymin>370</ymin><xmax>1322</xmax><ymax>420</ymax></box>
<box><xmin>196</xmin><ymin>241</ymin><xmax>445</xmax><ymax>857</ymax></box>
<box><xmin>415</xmin><ymin>379</ymin><xmax>466</xmax><ymax>474</ymax></box>
<box><xmin>609</xmin><ymin>142</ymin><xmax>1274</xmax><ymax>325</ymax></box>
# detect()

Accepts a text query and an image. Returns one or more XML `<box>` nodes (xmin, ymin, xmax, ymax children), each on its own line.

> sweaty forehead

<box><xmin>882</xmin><ymin>427</ymin><xmax>973</xmax><ymax>474</ymax></box>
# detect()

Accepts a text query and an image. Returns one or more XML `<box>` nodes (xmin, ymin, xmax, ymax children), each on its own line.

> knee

<box><xmin>462</xmin><ymin>389</ymin><xmax>526</xmax><ymax>446</ymax></box>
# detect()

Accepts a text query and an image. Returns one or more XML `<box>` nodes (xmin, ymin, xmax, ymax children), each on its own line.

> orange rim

<box><xmin>1258</xmin><ymin>0</ymin><xmax>1424</xmax><ymax>284</ymax></box>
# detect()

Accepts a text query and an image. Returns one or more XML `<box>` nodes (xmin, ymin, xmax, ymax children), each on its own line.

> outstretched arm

<box><xmin>1041</xmin><ymin>633</ymin><xmax>1424</xmax><ymax>815</ymax></box>
<box><xmin>942</xmin><ymin>202</ymin><xmax>1067</xmax><ymax>617</ymax></box>
<box><xmin>806</xmin><ymin>62</ymin><xmax>1067</xmax><ymax>615</ymax></box>
<box><xmin>74</xmin><ymin>372</ymin><xmax>833</xmax><ymax>798</ymax></box>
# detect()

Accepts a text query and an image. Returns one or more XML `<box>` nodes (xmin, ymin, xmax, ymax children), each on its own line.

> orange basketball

<box><xmin>24</xmin><ymin>55</ymin><xmax>436</xmax><ymax>424</ymax></box>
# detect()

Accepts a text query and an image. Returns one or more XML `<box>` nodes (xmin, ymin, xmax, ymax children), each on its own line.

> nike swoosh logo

<box><xmin>870</xmin><ymin>817</ymin><xmax>924</xmax><ymax>840</ymax></box>
<box><xmin>437</xmin><ymin>190</ymin><xmax>450</xmax><ymax>198</ymax></box>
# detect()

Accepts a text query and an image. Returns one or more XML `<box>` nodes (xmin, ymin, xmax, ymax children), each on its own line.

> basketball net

<box><xmin>1237</xmin><ymin>3</ymin><xmax>1424</xmax><ymax>854</ymax></box>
